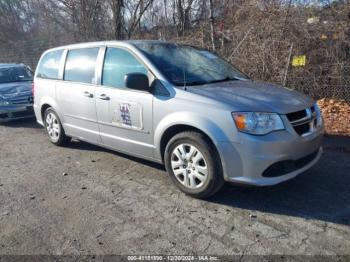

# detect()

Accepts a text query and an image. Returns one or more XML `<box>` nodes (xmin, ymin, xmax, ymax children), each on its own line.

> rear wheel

<box><xmin>164</xmin><ymin>131</ymin><xmax>224</xmax><ymax>198</ymax></box>
<box><xmin>44</xmin><ymin>107</ymin><xmax>69</xmax><ymax>146</ymax></box>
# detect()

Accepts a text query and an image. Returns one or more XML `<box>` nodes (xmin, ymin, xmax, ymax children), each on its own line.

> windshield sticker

<box><xmin>120</xmin><ymin>103</ymin><xmax>132</xmax><ymax>126</ymax></box>
<box><xmin>199</xmin><ymin>51</ymin><xmax>218</xmax><ymax>59</ymax></box>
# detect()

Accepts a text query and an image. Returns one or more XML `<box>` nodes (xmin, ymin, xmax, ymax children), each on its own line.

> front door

<box><xmin>56</xmin><ymin>47</ymin><xmax>100</xmax><ymax>144</ymax></box>
<box><xmin>95</xmin><ymin>47</ymin><xmax>154</xmax><ymax>158</ymax></box>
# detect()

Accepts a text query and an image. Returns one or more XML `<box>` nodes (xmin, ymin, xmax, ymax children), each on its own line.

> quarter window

<box><xmin>64</xmin><ymin>48</ymin><xmax>99</xmax><ymax>84</ymax></box>
<box><xmin>36</xmin><ymin>50</ymin><xmax>63</xmax><ymax>79</ymax></box>
<box><xmin>102</xmin><ymin>47</ymin><xmax>148</xmax><ymax>88</ymax></box>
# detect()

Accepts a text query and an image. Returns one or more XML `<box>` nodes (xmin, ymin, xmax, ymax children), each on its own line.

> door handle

<box><xmin>83</xmin><ymin>91</ymin><xmax>93</xmax><ymax>98</ymax></box>
<box><xmin>97</xmin><ymin>94</ymin><xmax>110</xmax><ymax>100</ymax></box>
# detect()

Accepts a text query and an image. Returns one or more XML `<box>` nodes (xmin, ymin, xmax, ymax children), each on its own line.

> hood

<box><xmin>0</xmin><ymin>81</ymin><xmax>32</xmax><ymax>99</ymax></box>
<box><xmin>186</xmin><ymin>80</ymin><xmax>314</xmax><ymax>114</ymax></box>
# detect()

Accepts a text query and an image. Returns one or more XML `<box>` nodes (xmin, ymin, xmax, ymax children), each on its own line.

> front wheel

<box><xmin>44</xmin><ymin>108</ymin><xmax>70</xmax><ymax>146</ymax></box>
<box><xmin>164</xmin><ymin>131</ymin><xmax>224</xmax><ymax>198</ymax></box>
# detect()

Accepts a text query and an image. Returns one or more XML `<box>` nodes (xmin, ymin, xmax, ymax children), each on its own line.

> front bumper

<box><xmin>0</xmin><ymin>104</ymin><xmax>34</xmax><ymax>122</ymax></box>
<box><xmin>218</xmin><ymin>126</ymin><xmax>324</xmax><ymax>186</ymax></box>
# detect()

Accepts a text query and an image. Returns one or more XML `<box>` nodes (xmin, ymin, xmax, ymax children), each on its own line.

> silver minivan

<box><xmin>34</xmin><ymin>41</ymin><xmax>323</xmax><ymax>198</ymax></box>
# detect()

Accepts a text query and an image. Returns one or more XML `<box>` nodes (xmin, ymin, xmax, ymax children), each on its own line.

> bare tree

<box><xmin>0</xmin><ymin>0</ymin><xmax>38</xmax><ymax>43</ymax></box>
<box><xmin>174</xmin><ymin>0</ymin><xmax>194</xmax><ymax>36</ymax></box>
<box><xmin>48</xmin><ymin>0</ymin><xmax>109</xmax><ymax>41</ymax></box>
<box><xmin>0</xmin><ymin>0</ymin><xmax>349</xmax><ymax>102</ymax></box>
<box><xmin>124</xmin><ymin>0</ymin><xmax>155</xmax><ymax>39</ymax></box>
<box><xmin>111</xmin><ymin>0</ymin><xmax>124</xmax><ymax>39</ymax></box>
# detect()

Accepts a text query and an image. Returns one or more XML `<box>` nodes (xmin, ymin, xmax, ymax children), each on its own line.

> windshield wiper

<box><xmin>175</xmin><ymin>80</ymin><xmax>207</xmax><ymax>86</ymax></box>
<box><xmin>186</xmin><ymin>80</ymin><xmax>209</xmax><ymax>86</ymax></box>
<box><xmin>175</xmin><ymin>77</ymin><xmax>239</xmax><ymax>87</ymax></box>
<box><xmin>206</xmin><ymin>77</ymin><xmax>240</xmax><ymax>84</ymax></box>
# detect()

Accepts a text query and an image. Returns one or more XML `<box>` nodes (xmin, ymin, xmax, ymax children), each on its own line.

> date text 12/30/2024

<box><xmin>127</xmin><ymin>255</ymin><xmax>219</xmax><ymax>261</ymax></box>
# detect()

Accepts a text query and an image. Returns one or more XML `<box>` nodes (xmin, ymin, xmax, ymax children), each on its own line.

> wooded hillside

<box><xmin>0</xmin><ymin>0</ymin><xmax>349</xmax><ymax>102</ymax></box>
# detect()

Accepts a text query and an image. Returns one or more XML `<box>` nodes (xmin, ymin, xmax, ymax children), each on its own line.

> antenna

<box><xmin>183</xmin><ymin>67</ymin><xmax>187</xmax><ymax>91</ymax></box>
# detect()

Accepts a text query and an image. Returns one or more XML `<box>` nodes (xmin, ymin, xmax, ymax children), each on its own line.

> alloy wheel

<box><xmin>46</xmin><ymin>112</ymin><xmax>60</xmax><ymax>142</ymax></box>
<box><xmin>170</xmin><ymin>143</ymin><xmax>208</xmax><ymax>189</ymax></box>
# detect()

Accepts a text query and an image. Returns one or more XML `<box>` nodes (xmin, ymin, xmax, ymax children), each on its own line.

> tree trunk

<box><xmin>176</xmin><ymin>0</ymin><xmax>185</xmax><ymax>36</ymax></box>
<box><xmin>139</xmin><ymin>0</ymin><xmax>143</xmax><ymax>32</ymax></box>
<box><xmin>112</xmin><ymin>0</ymin><xmax>123</xmax><ymax>40</ymax></box>
<box><xmin>209</xmin><ymin>0</ymin><xmax>215</xmax><ymax>50</ymax></box>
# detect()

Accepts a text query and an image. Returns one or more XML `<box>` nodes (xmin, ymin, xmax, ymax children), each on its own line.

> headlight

<box><xmin>232</xmin><ymin>112</ymin><xmax>285</xmax><ymax>135</ymax></box>
<box><xmin>314</xmin><ymin>103</ymin><xmax>323</xmax><ymax>126</ymax></box>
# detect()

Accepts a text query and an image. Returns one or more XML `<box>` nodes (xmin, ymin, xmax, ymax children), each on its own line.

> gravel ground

<box><xmin>0</xmin><ymin>118</ymin><xmax>349</xmax><ymax>256</ymax></box>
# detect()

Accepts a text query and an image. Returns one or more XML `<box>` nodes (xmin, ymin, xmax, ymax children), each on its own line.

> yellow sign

<box><xmin>292</xmin><ymin>55</ymin><xmax>306</xmax><ymax>67</ymax></box>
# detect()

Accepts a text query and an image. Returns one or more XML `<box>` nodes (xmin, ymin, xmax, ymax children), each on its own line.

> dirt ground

<box><xmin>0</xmin><ymin>118</ymin><xmax>349</xmax><ymax>257</ymax></box>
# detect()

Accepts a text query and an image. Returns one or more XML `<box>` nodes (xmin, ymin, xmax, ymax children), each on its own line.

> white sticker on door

<box><xmin>119</xmin><ymin>103</ymin><xmax>132</xmax><ymax>126</ymax></box>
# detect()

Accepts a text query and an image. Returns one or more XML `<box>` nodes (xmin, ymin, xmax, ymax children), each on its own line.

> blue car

<box><xmin>0</xmin><ymin>63</ymin><xmax>34</xmax><ymax>122</ymax></box>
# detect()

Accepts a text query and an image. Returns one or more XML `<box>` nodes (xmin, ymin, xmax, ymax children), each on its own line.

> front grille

<box><xmin>286</xmin><ymin>110</ymin><xmax>306</xmax><ymax>122</ymax></box>
<box><xmin>10</xmin><ymin>97</ymin><xmax>32</xmax><ymax>105</ymax></box>
<box><xmin>286</xmin><ymin>106</ymin><xmax>318</xmax><ymax>136</ymax></box>
<box><xmin>262</xmin><ymin>150</ymin><xmax>319</xmax><ymax>177</ymax></box>
<box><xmin>294</xmin><ymin>123</ymin><xmax>310</xmax><ymax>135</ymax></box>
<box><xmin>11</xmin><ymin>98</ymin><xmax>28</xmax><ymax>104</ymax></box>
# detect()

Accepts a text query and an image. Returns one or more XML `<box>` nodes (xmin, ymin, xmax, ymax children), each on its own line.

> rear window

<box><xmin>36</xmin><ymin>50</ymin><xmax>63</xmax><ymax>79</ymax></box>
<box><xmin>64</xmin><ymin>48</ymin><xmax>99</xmax><ymax>84</ymax></box>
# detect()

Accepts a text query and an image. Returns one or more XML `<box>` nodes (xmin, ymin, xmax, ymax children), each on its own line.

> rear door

<box><xmin>95</xmin><ymin>46</ymin><xmax>154</xmax><ymax>158</ymax></box>
<box><xmin>56</xmin><ymin>47</ymin><xmax>101</xmax><ymax>144</ymax></box>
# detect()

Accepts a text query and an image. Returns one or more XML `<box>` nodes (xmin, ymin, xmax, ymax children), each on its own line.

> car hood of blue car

<box><xmin>0</xmin><ymin>81</ymin><xmax>32</xmax><ymax>99</ymax></box>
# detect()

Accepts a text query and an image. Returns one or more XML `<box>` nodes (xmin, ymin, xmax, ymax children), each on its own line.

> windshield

<box><xmin>0</xmin><ymin>66</ymin><xmax>33</xmax><ymax>84</ymax></box>
<box><xmin>133</xmin><ymin>42</ymin><xmax>248</xmax><ymax>86</ymax></box>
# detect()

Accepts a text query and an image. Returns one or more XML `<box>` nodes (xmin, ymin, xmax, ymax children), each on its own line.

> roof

<box><xmin>43</xmin><ymin>40</ymin><xmax>174</xmax><ymax>53</ymax></box>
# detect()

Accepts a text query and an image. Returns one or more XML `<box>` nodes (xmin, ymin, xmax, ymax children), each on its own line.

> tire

<box><xmin>164</xmin><ymin>131</ymin><xmax>225</xmax><ymax>198</ymax></box>
<box><xmin>44</xmin><ymin>107</ymin><xmax>70</xmax><ymax>146</ymax></box>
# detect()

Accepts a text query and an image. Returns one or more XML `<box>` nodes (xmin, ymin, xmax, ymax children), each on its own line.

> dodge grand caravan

<box><xmin>34</xmin><ymin>41</ymin><xmax>323</xmax><ymax>198</ymax></box>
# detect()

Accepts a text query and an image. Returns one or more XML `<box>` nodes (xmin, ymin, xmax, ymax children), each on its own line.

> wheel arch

<box><xmin>38</xmin><ymin>96</ymin><xmax>62</xmax><ymax>124</ymax></box>
<box><xmin>155</xmin><ymin>113</ymin><xmax>230</xmax><ymax>163</ymax></box>
<box><xmin>41</xmin><ymin>103</ymin><xmax>51</xmax><ymax>122</ymax></box>
<box><xmin>160</xmin><ymin>125</ymin><xmax>216</xmax><ymax>161</ymax></box>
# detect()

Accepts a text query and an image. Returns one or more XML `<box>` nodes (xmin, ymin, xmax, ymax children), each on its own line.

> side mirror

<box><xmin>124</xmin><ymin>73</ymin><xmax>149</xmax><ymax>91</ymax></box>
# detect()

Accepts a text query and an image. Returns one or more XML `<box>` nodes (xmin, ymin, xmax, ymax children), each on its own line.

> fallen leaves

<box><xmin>317</xmin><ymin>98</ymin><xmax>350</xmax><ymax>136</ymax></box>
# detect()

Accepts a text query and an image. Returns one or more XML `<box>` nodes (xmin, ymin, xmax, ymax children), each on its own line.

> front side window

<box><xmin>64</xmin><ymin>48</ymin><xmax>99</xmax><ymax>84</ymax></box>
<box><xmin>134</xmin><ymin>43</ymin><xmax>248</xmax><ymax>86</ymax></box>
<box><xmin>36</xmin><ymin>50</ymin><xmax>63</xmax><ymax>79</ymax></box>
<box><xmin>102</xmin><ymin>47</ymin><xmax>148</xmax><ymax>88</ymax></box>
<box><xmin>0</xmin><ymin>66</ymin><xmax>33</xmax><ymax>83</ymax></box>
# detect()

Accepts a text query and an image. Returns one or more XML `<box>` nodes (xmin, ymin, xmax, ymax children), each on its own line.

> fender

<box><xmin>154</xmin><ymin>111</ymin><xmax>231</xmax><ymax>160</ymax></box>
<box><xmin>37</xmin><ymin>95</ymin><xmax>64</xmax><ymax>125</ymax></box>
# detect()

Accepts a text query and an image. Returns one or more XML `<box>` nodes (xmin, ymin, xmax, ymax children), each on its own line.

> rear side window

<box><xmin>102</xmin><ymin>47</ymin><xmax>147</xmax><ymax>88</ymax></box>
<box><xmin>36</xmin><ymin>50</ymin><xmax>63</xmax><ymax>79</ymax></box>
<box><xmin>64</xmin><ymin>48</ymin><xmax>99</xmax><ymax>84</ymax></box>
